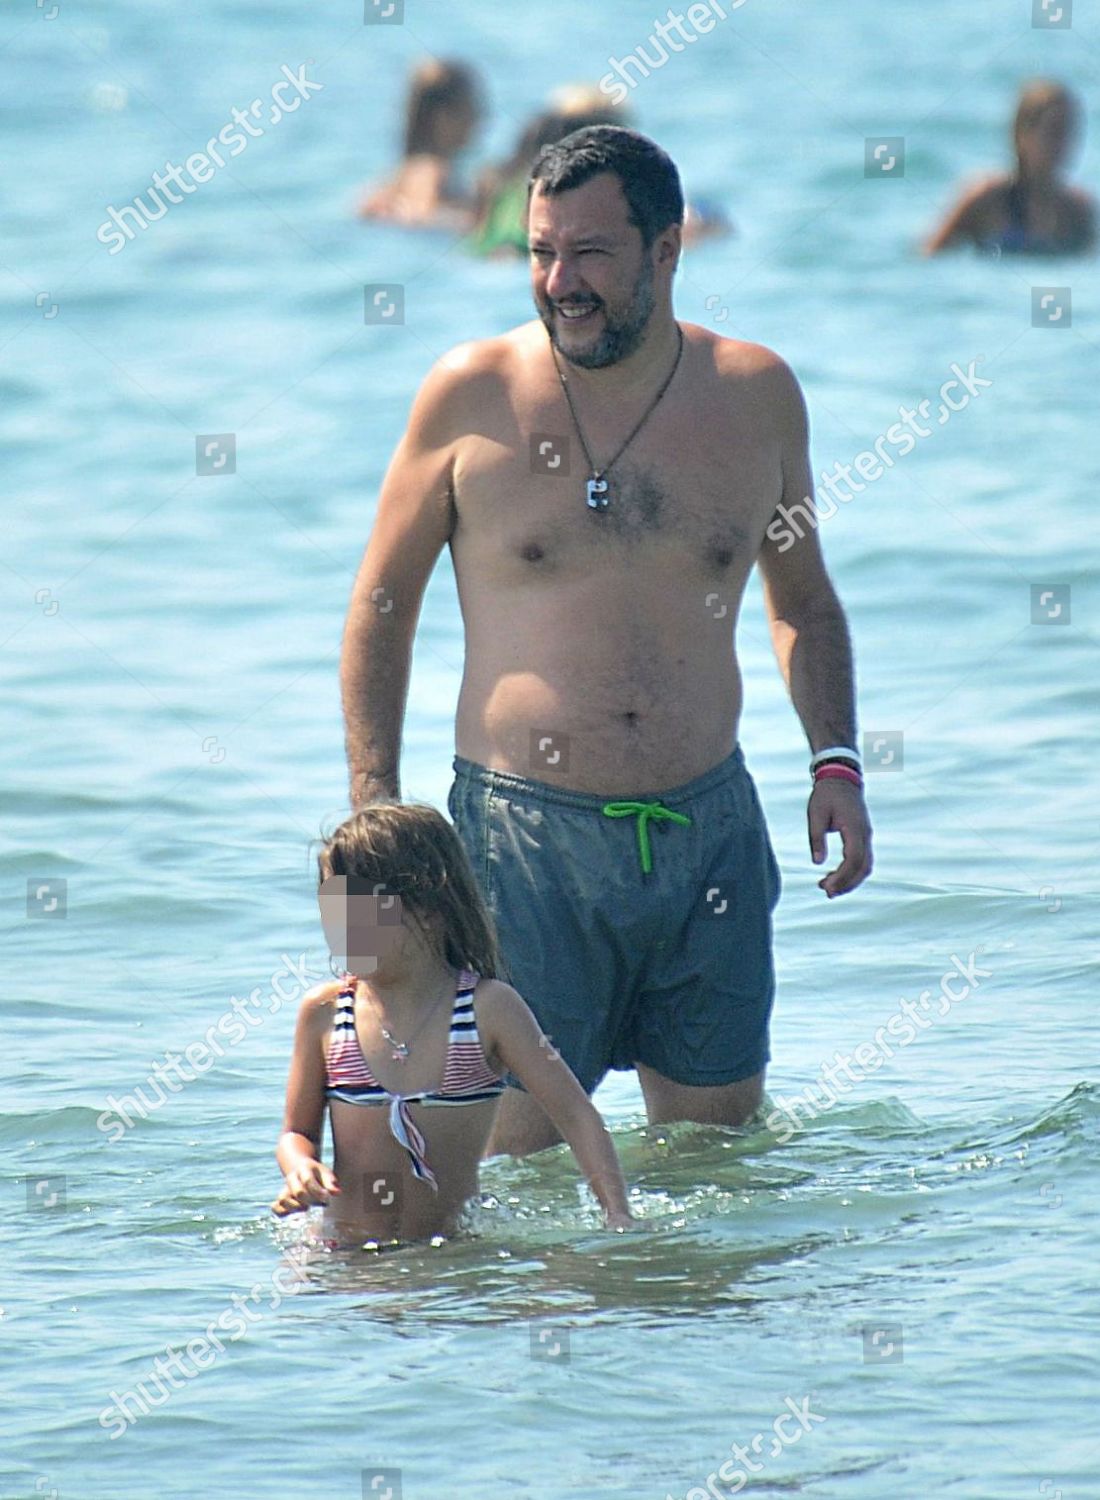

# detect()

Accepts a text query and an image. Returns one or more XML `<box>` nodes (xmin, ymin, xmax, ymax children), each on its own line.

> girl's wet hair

<box><xmin>316</xmin><ymin>802</ymin><xmax>507</xmax><ymax>982</ymax></box>
<box><xmin>403</xmin><ymin>58</ymin><xmax>481</xmax><ymax>158</ymax></box>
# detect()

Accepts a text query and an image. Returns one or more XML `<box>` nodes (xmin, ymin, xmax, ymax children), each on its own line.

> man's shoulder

<box><xmin>427</xmin><ymin>321</ymin><xmax>541</xmax><ymax>383</ymax></box>
<box><xmin>702</xmin><ymin>326</ymin><xmax>797</xmax><ymax>384</ymax></box>
<box><xmin>693</xmin><ymin>324</ymin><xmax>805</xmax><ymax>424</ymax></box>
<box><xmin>412</xmin><ymin>323</ymin><xmax>539</xmax><ymax>420</ymax></box>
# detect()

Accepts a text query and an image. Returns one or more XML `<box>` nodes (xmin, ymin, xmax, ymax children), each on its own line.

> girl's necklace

<box><xmin>355</xmin><ymin>977</ymin><xmax>451</xmax><ymax>1063</ymax></box>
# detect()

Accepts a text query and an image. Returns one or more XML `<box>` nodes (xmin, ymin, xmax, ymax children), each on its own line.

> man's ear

<box><xmin>655</xmin><ymin>221</ymin><xmax>683</xmax><ymax>272</ymax></box>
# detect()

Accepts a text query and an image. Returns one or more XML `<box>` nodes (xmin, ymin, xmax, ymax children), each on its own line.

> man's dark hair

<box><xmin>527</xmin><ymin>125</ymin><xmax>685</xmax><ymax>247</ymax></box>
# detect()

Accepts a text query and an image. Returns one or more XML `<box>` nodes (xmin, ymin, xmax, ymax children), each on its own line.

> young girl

<box><xmin>273</xmin><ymin>801</ymin><xmax>635</xmax><ymax>1246</ymax></box>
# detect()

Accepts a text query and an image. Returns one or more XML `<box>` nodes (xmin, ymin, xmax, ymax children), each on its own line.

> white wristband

<box><xmin>809</xmin><ymin>745</ymin><xmax>862</xmax><ymax>772</ymax></box>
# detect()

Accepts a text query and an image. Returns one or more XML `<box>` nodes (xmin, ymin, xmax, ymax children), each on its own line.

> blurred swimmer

<box><xmin>468</xmin><ymin>86</ymin><xmax>632</xmax><ymax>257</ymax></box>
<box><xmin>467</xmin><ymin>83</ymin><xmax>730</xmax><ymax>257</ymax></box>
<box><xmin>358</xmin><ymin>59</ymin><xmax>484</xmax><ymax>230</ymax></box>
<box><xmin>924</xmin><ymin>79</ymin><xmax>1096</xmax><ymax>257</ymax></box>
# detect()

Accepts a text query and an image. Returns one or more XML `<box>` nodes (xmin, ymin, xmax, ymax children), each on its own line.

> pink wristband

<box><xmin>813</xmin><ymin>763</ymin><xmax>863</xmax><ymax>787</ymax></box>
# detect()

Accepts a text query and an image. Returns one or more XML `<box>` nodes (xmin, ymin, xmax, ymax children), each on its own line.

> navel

<box><xmin>705</xmin><ymin>537</ymin><xmax>736</xmax><ymax>569</ymax></box>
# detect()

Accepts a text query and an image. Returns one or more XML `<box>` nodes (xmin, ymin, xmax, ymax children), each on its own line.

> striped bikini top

<box><xmin>325</xmin><ymin>968</ymin><xmax>505</xmax><ymax>1190</ymax></box>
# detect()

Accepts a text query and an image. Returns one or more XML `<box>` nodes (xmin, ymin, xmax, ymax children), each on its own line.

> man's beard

<box><xmin>538</xmin><ymin>258</ymin><xmax>656</xmax><ymax>370</ymax></box>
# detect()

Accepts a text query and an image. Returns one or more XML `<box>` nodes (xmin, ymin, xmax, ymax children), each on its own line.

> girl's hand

<box><xmin>271</xmin><ymin>1161</ymin><xmax>340</xmax><ymax>1217</ymax></box>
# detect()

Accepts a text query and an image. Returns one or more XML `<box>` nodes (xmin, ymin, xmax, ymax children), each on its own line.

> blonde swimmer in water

<box><xmin>273</xmin><ymin>802</ymin><xmax>635</xmax><ymax>1246</ymax></box>
<box><xmin>923</xmin><ymin>78</ymin><xmax>1096</xmax><ymax>257</ymax></box>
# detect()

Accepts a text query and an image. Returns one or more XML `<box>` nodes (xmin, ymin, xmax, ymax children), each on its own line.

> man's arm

<box><xmin>756</xmin><ymin>359</ymin><xmax>857</xmax><ymax>753</ymax></box>
<box><xmin>341</xmin><ymin>347</ymin><xmax>470</xmax><ymax>808</ymax></box>
<box><xmin>754</xmin><ymin>356</ymin><xmax>873</xmax><ymax>897</ymax></box>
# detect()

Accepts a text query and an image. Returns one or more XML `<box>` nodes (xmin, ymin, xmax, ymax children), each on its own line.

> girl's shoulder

<box><xmin>464</xmin><ymin>972</ymin><xmax>515</xmax><ymax>997</ymax></box>
<box><xmin>305</xmin><ymin>976</ymin><xmax>347</xmax><ymax>996</ymax></box>
<box><xmin>299</xmin><ymin>978</ymin><xmax>347</xmax><ymax>1019</ymax></box>
<box><xmin>466</xmin><ymin>975</ymin><xmax>527</xmax><ymax>1025</ymax></box>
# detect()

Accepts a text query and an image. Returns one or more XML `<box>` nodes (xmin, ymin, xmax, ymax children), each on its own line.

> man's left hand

<box><xmin>808</xmin><ymin>781</ymin><xmax>873</xmax><ymax>898</ymax></box>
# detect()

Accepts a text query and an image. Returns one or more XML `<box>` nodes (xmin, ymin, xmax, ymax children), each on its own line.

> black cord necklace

<box><xmin>549</xmin><ymin>321</ymin><xmax>685</xmax><ymax>512</ymax></box>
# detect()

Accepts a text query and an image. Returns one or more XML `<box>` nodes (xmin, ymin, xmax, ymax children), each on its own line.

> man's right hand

<box><xmin>808</xmin><ymin>780</ymin><xmax>873</xmax><ymax>898</ymax></box>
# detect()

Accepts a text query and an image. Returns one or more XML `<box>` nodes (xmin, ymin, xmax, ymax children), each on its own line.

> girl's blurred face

<box><xmin>319</xmin><ymin>877</ymin><xmax>406</xmax><ymax>976</ymax></box>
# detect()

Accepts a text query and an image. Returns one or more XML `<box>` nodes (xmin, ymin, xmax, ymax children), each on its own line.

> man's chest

<box><xmin>453</xmin><ymin>406</ymin><xmax>782</xmax><ymax>575</ymax></box>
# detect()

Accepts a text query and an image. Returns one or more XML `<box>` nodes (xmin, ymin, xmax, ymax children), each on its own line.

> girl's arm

<box><xmin>477</xmin><ymin>983</ymin><xmax>635</xmax><ymax>1229</ymax></box>
<box><xmin>273</xmin><ymin>988</ymin><xmax>341</xmax><ymax>1216</ymax></box>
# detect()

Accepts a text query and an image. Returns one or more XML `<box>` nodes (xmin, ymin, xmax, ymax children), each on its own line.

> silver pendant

<box><xmin>381</xmin><ymin>1027</ymin><xmax>409</xmax><ymax>1062</ymax></box>
<box><xmin>586</xmin><ymin>476</ymin><xmax>610</xmax><ymax>510</ymax></box>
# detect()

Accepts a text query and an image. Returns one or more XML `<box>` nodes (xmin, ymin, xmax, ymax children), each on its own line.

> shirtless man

<box><xmin>341</xmin><ymin>126</ymin><xmax>873</xmax><ymax>1157</ymax></box>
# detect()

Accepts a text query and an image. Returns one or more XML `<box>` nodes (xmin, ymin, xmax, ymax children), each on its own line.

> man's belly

<box><xmin>455</xmin><ymin>636</ymin><xmax>744</xmax><ymax>794</ymax></box>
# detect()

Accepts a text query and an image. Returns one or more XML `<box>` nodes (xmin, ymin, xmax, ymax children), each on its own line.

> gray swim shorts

<box><xmin>446</xmin><ymin>742</ymin><xmax>781</xmax><ymax>1095</ymax></box>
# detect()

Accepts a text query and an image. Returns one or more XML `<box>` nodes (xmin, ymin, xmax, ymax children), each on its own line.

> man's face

<box><xmin>529</xmin><ymin>172</ymin><xmax>660</xmax><ymax>369</ymax></box>
<box><xmin>319</xmin><ymin>877</ymin><xmax>405</xmax><ymax>976</ymax></box>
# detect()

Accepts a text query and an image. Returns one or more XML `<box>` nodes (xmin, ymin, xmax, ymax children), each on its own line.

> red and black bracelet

<box><xmin>812</xmin><ymin>761</ymin><xmax>863</xmax><ymax>789</ymax></box>
<box><xmin>809</xmin><ymin>745</ymin><xmax>864</xmax><ymax>789</ymax></box>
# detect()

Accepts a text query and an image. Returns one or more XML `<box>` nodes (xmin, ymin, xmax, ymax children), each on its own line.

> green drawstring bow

<box><xmin>600</xmin><ymin>799</ymin><xmax>692</xmax><ymax>875</ymax></box>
